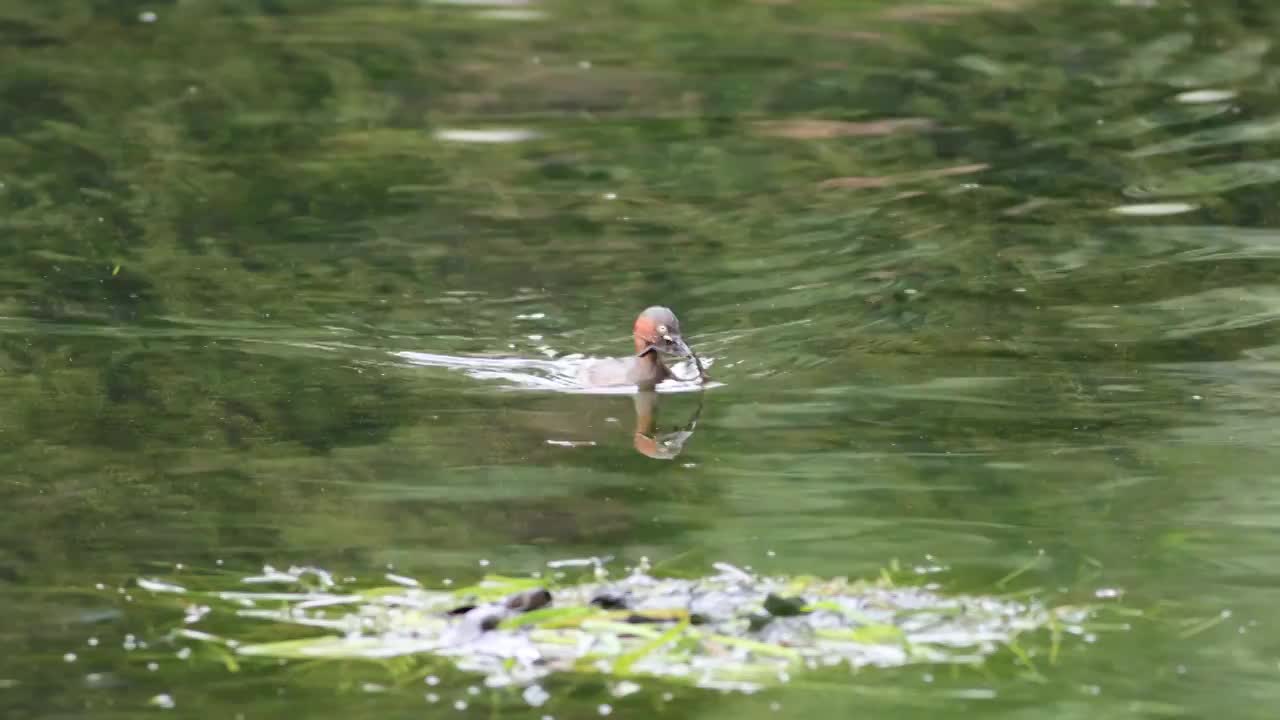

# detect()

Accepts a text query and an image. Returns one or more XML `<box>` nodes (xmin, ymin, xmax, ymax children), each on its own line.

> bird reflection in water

<box><xmin>631</xmin><ymin>389</ymin><xmax>704</xmax><ymax>460</ymax></box>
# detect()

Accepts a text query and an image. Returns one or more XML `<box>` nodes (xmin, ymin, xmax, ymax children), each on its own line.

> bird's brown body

<box><xmin>575</xmin><ymin>306</ymin><xmax>703</xmax><ymax>389</ymax></box>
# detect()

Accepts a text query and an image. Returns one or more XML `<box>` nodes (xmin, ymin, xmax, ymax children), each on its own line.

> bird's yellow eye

<box><xmin>657</xmin><ymin>324</ymin><xmax>668</xmax><ymax>335</ymax></box>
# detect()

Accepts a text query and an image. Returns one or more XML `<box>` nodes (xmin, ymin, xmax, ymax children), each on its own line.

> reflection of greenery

<box><xmin>0</xmin><ymin>0</ymin><xmax>1269</xmax><ymax>572</ymax></box>
<box><xmin>4</xmin><ymin>0</ymin><xmax>1280</xmax><ymax>716</ymax></box>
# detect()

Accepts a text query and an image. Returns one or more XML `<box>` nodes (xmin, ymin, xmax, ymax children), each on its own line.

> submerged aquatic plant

<box><xmin>135</xmin><ymin>558</ymin><xmax>1108</xmax><ymax>696</ymax></box>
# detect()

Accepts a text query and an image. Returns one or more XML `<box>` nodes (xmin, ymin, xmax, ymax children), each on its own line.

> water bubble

<box><xmin>138</xmin><ymin>11</ymin><xmax>158</xmax><ymax>23</ymax></box>
<box><xmin>87</xmin><ymin>637</ymin><xmax>99</xmax><ymax>647</ymax></box>
<box><xmin>426</xmin><ymin>676</ymin><xmax>440</xmax><ymax>686</ymax></box>
<box><xmin>426</xmin><ymin>693</ymin><xmax>440</xmax><ymax>703</ymax></box>
<box><xmin>467</xmin><ymin>686</ymin><xmax>480</xmax><ymax>696</ymax></box>
<box><xmin>147</xmin><ymin>663</ymin><xmax>159</xmax><ymax>672</ymax></box>
<box><xmin>597</xmin><ymin>704</ymin><xmax>613</xmax><ymax>716</ymax></box>
<box><xmin>63</xmin><ymin>653</ymin><xmax>77</xmax><ymax>663</ymax></box>
<box><xmin>454</xmin><ymin>700</ymin><xmax>468</xmax><ymax>711</ymax></box>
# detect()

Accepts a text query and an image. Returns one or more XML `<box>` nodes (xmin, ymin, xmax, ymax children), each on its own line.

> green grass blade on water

<box><xmin>449</xmin><ymin>575</ymin><xmax>548</xmax><ymax>602</ymax></box>
<box><xmin>995</xmin><ymin>550</ymin><xmax>1045</xmax><ymax>590</ymax></box>
<box><xmin>613</xmin><ymin>618</ymin><xmax>690</xmax><ymax>676</ymax></box>
<box><xmin>579</xmin><ymin>619</ymin><xmax>665</xmax><ymax>638</ymax></box>
<box><xmin>698</xmin><ymin>631</ymin><xmax>804</xmax><ymax>661</ymax></box>
<box><xmin>815</xmin><ymin>623</ymin><xmax>906</xmax><ymax>645</ymax></box>
<box><xmin>236</xmin><ymin>635</ymin><xmax>438</xmax><ymax>660</ymax></box>
<box><xmin>497</xmin><ymin>606</ymin><xmax>596</xmax><ymax>630</ymax></box>
<box><xmin>1177</xmin><ymin>611</ymin><xmax>1231</xmax><ymax>639</ymax></box>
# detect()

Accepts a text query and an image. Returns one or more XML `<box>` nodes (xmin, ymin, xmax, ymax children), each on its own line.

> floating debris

<box><xmin>1175</xmin><ymin>89</ymin><xmax>1236</xmax><ymax>104</ymax></box>
<box><xmin>753</xmin><ymin>118</ymin><xmax>936</xmax><ymax>140</ymax></box>
<box><xmin>137</xmin><ymin>578</ymin><xmax>188</xmax><ymax>594</ymax></box>
<box><xmin>134</xmin><ymin>562</ymin><xmax>1107</xmax><ymax>696</ymax></box>
<box><xmin>434</xmin><ymin>128</ymin><xmax>541</xmax><ymax>144</ymax></box>
<box><xmin>1110</xmin><ymin>202</ymin><xmax>1198</xmax><ymax>216</ymax></box>
<box><xmin>545</xmin><ymin>439</ymin><xmax>598</xmax><ymax>448</ymax></box>
<box><xmin>819</xmin><ymin>163</ymin><xmax>989</xmax><ymax>190</ymax></box>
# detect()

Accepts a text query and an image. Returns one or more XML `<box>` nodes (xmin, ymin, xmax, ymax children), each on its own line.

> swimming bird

<box><xmin>576</xmin><ymin>306</ymin><xmax>707</xmax><ymax>389</ymax></box>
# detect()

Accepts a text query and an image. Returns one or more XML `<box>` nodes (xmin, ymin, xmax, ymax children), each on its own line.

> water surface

<box><xmin>3</xmin><ymin>0</ymin><xmax>1280</xmax><ymax>718</ymax></box>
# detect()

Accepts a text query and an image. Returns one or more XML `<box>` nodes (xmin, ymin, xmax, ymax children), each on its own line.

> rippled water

<box><xmin>4</xmin><ymin>0</ymin><xmax>1280</xmax><ymax>718</ymax></box>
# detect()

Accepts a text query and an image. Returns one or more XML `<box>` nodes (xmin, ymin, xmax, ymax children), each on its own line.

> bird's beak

<box><xmin>636</xmin><ymin>334</ymin><xmax>692</xmax><ymax>358</ymax></box>
<box><xmin>666</xmin><ymin>334</ymin><xmax>694</xmax><ymax>358</ymax></box>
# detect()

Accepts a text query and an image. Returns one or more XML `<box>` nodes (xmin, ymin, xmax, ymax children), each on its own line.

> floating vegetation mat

<box><xmin>137</xmin><ymin>560</ymin><xmax>1104</xmax><ymax>695</ymax></box>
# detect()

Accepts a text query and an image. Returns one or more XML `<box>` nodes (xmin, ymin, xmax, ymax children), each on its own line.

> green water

<box><xmin>4</xmin><ymin>0</ymin><xmax>1280</xmax><ymax>717</ymax></box>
